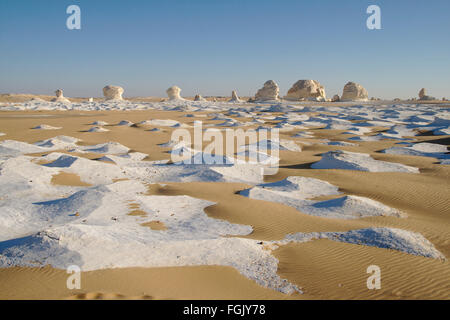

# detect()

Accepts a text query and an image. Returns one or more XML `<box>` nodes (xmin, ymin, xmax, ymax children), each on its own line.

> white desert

<box><xmin>0</xmin><ymin>85</ymin><xmax>449</xmax><ymax>301</ymax></box>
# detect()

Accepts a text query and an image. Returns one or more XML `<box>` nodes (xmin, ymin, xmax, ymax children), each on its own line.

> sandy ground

<box><xmin>0</xmin><ymin>106</ymin><xmax>449</xmax><ymax>300</ymax></box>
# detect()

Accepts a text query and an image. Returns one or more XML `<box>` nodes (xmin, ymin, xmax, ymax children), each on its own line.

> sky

<box><xmin>0</xmin><ymin>0</ymin><xmax>449</xmax><ymax>99</ymax></box>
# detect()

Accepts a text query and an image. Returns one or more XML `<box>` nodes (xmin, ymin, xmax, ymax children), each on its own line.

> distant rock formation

<box><xmin>418</xmin><ymin>88</ymin><xmax>435</xmax><ymax>101</ymax></box>
<box><xmin>103</xmin><ymin>85</ymin><xmax>124</xmax><ymax>100</ymax></box>
<box><xmin>255</xmin><ymin>80</ymin><xmax>279</xmax><ymax>101</ymax></box>
<box><xmin>331</xmin><ymin>94</ymin><xmax>340</xmax><ymax>102</ymax></box>
<box><xmin>194</xmin><ymin>94</ymin><xmax>206</xmax><ymax>101</ymax></box>
<box><xmin>285</xmin><ymin>80</ymin><xmax>326</xmax><ymax>101</ymax></box>
<box><xmin>341</xmin><ymin>82</ymin><xmax>368</xmax><ymax>101</ymax></box>
<box><xmin>229</xmin><ymin>90</ymin><xmax>242</xmax><ymax>103</ymax></box>
<box><xmin>51</xmin><ymin>89</ymin><xmax>70</xmax><ymax>103</ymax></box>
<box><xmin>166</xmin><ymin>86</ymin><xmax>183</xmax><ymax>100</ymax></box>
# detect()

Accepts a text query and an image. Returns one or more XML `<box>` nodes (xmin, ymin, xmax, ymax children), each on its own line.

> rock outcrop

<box><xmin>255</xmin><ymin>80</ymin><xmax>280</xmax><ymax>101</ymax></box>
<box><xmin>229</xmin><ymin>90</ymin><xmax>242</xmax><ymax>103</ymax></box>
<box><xmin>418</xmin><ymin>88</ymin><xmax>435</xmax><ymax>101</ymax></box>
<box><xmin>285</xmin><ymin>80</ymin><xmax>326</xmax><ymax>101</ymax></box>
<box><xmin>166</xmin><ymin>86</ymin><xmax>183</xmax><ymax>100</ymax></box>
<box><xmin>331</xmin><ymin>94</ymin><xmax>340</xmax><ymax>102</ymax></box>
<box><xmin>51</xmin><ymin>89</ymin><xmax>71</xmax><ymax>103</ymax></box>
<box><xmin>341</xmin><ymin>82</ymin><xmax>368</xmax><ymax>101</ymax></box>
<box><xmin>194</xmin><ymin>94</ymin><xmax>206</xmax><ymax>101</ymax></box>
<box><xmin>103</xmin><ymin>85</ymin><xmax>124</xmax><ymax>100</ymax></box>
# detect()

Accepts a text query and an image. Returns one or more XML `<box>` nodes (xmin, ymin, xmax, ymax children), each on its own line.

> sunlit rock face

<box><xmin>166</xmin><ymin>86</ymin><xmax>183</xmax><ymax>100</ymax></box>
<box><xmin>51</xmin><ymin>89</ymin><xmax>71</xmax><ymax>103</ymax></box>
<box><xmin>285</xmin><ymin>80</ymin><xmax>326</xmax><ymax>101</ymax></box>
<box><xmin>103</xmin><ymin>85</ymin><xmax>124</xmax><ymax>101</ymax></box>
<box><xmin>255</xmin><ymin>80</ymin><xmax>280</xmax><ymax>101</ymax></box>
<box><xmin>341</xmin><ymin>82</ymin><xmax>368</xmax><ymax>101</ymax></box>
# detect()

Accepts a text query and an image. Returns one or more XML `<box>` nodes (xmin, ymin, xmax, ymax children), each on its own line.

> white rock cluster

<box><xmin>285</xmin><ymin>80</ymin><xmax>326</xmax><ymax>101</ymax></box>
<box><xmin>103</xmin><ymin>85</ymin><xmax>124</xmax><ymax>101</ymax></box>
<box><xmin>418</xmin><ymin>88</ymin><xmax>435</xmax><ymax>101</ymax></box>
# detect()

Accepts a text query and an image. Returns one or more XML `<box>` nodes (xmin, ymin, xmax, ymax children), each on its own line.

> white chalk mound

<box><xmin>103</xmin><ymin>85</ymin><xmax>124</xmax><ymax>101</ymax></box>
<box><xmin>240</xmin><ymin>177</ymin><xmax>406</xmax><ymax>219</ymax></box>
<box><xmin>283</xmin><ymin>228</ymin><xmax>445</xmax><ymax>259</ymax></box>
<box><xmin>51</xmin><ymin>89</ymin><xmax>71</xmax><ymax>103</ymax></box>
<box><xmin>166</xmin><ymin>86</ymin><xmax>184</xmax><ymax>100</ymax></box>
<box><xmin>32</xmin><ymin>124</ymin><xmax>62</xmax><ymax>130</ymax></box>
<box><xmin>285</xmin><ymin>80</ymin><xmax>326</xmax><ymax>101</ymax></box>
<box><xmin>311</xmin><ymin>150</ymin><xmax>419</xmax><ymax>173</ymax></box>
<box><xmin>341</xmin><ymin>82</ymin><xmax>368</xmax><ymax>101</ymax></box>
<box><xmin>255</xmin><ymin>80</ymin><xmax>280</xmax><ymax>101</ymax></box>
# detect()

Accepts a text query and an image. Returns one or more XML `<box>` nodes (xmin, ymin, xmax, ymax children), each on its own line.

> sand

<box><xmin>0</xmin><ymin>101</ymin><xmax>449</xmax><ymax>300</ymax></box>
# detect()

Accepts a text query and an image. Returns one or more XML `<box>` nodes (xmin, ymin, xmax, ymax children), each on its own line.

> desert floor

<box><xmin>0</xmin><ymin>101</ymin><xmax>449</xmax><ymax>300</ymax></box>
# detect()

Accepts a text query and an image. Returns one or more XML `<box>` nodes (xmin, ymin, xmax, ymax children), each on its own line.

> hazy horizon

<box><xmin>1</xmin><ymin>0</ymin><xmax>449</xmax><ymax>100</ymax></box>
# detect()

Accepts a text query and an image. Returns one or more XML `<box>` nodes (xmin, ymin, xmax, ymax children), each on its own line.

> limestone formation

<box><xmin>194</xmin><ymin>94</ymin><xmax>206</xmax><ymax>101</ymax></box>
<box><xmin>418</xmin><ymin>88</ymin><xmax>435</xmax><ymax>101</ymax></box>
<box><xmin>229</xmin><ymin>90</ymin><xmax>242</xmax><ymax>102</ymax></box>
<box><xmin>285</xmin><ymin>80</ymin><xmax>326</xmax><ymax>101</ymax></box>
<box><xmin>103</xmin><ymin>85</ymin><xmax>124</xmax><ymax>100</ymax></box>
<box><xmin>331</xmin><ymin>94</ymin><xmax>340</xmax><ymax>102</ymax></box>
<box><xmin>255</xmin><ymin>80</ymin><xmax>280</xmax><ymax>101</ymax></box>
<box><xmin>341</xmin><ymin>82</ymin><xmax>368</xmax><ymax>101</ymax></box>
<box><xmin>166</xmin><ymin>86</ymin><xmax>183</xmax><ymax>100</ymax></box>
<box><xmin>51</xmin><ymin>89</ymin><xmax>70</xmax><ymax>103</ymax></box>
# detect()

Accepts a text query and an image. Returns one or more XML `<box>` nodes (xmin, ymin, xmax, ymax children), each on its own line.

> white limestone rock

<box><xmin>51</xmin><ymin>89</ymin><xmax>70</xmax><ymax>103</ymax></box>
<box><xmin>103</xmin><ymin>85</ymin><xmax>124</xmax><ymax>101</ymax></box>
<box><xmin>194</xmin><ymin>94</ymin><xmax>206</xmax><ymax>101</ymax></box>
<box><xmin>331</xmin><ymin>94</ymin><xmax>340</xmax><ymax>102</ymax></box>
<box><xmin>229</xmin><ymin>90</ymin><xmax>242</xmax><ymax>103</ymax></box>
<box><xmin>418</xmin><ymin>88</ymin><xmax>435</xmax><ymax>101</ymax></box>
<box><xmin>166</xmin><ymin>86</ymin><xmax>184</xmax><ymax>100</ymax></box>
<box><xmin>255</xmin><ymin>80</ymin><xmax>280</xmax><ymax>101</ymax></box>
<box><xmin>341</xmin><ymin>82</ymin><xmax>368</xmax><ymax>101</ymax></box>
<box><xmin>285</xmin><ymin>80</ymin><xmax>326</xmax><ymax>101</ymax></box>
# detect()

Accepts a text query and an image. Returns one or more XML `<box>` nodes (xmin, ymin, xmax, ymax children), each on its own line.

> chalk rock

<box><xmin>255</xmin><ymin>80</ymin><xmax>280</xmax><ymax>101</ymax></box>
<box><xmin>51</xmin><ymin>89</ymin><xmax>70</xmax><ymax>103</ymax></box>
<box><xmin>285</xmin><ymin>80</ymin><xmax>326</xmax><ymax>101</ymax></box>
<box><xmin>194</xmin><ymin>94</ymin><xmax>206</xmax><ymax>101</ymax></box>
<box><xmin>418</xmin><ymin>88</ymin><xmax>435</xmax><ymax>101</ymax></box>
<box><xmin>331</xmin><ymin>94</ymin><xmax>340</xmax><ymax>102</ymax></box>
<box><xmin>341</xmin><ymin>82</ymin><xmax>368</xmax><ymax>101</ymax></box>
<box><xmin>103</xmin><ymin>85</ymin><xmax>124</xmax><ymax>101</ymax></box>
<box><xmin>229</xmin><ymin>90</ymin><xmax>242</xmax><ymax>103</ymax></box>
<box><xmin>166</xmin><ymin>86</ymin><xmax>183</xmax><ymax>100</ymax></box>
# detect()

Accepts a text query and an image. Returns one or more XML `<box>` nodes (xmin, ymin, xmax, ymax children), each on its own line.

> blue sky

<box><xmin>0</xmin><ymin>0</ymin><xmax>449</xmax><ymax>99</ymax></box>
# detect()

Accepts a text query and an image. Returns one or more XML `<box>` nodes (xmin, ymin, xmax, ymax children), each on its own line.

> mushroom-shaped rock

<box><xmin>103</xmin><ymin>85</ymin><xmax>124</xmax><ymax>101</ymax></box>
<box><xmin>166</xmin><ymin>86</ymin><xmax>183</xmax><ymax>100</ymax></box>
<box><xmin>341</xmin><ymin>82</ymin><xmax>368</xmax><ymax>101</ymax></box>
<box><xmin>194</xmin><ymin>94</ymin><xmax>206</xmax><ymax>101</ymax></box>
<box><xmin>229</xmin><ymin>90</ymin><xmax>242</xmax><ymax>103</ymax></box>
<box><xmin>255</xmin><ymin>80</ymin><xmax>280</xmax><ymax>101</ymax></box>
<box><xmin>418</xmin><ymin>88</ymin><xmax>435</xmax><ymax>101</ymax></box>
<box><xmin>51</xmin><ymin>89</ymin><xmax>71</xmax><ymax>103</ymax></box>
<box><xmin>285</xmin><ymin>80</ymin><xmax>326</xmax><ymax>101</ymax></box>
